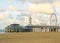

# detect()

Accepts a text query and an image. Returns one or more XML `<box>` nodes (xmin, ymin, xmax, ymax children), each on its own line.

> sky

<box><xmin>0</xmin><ymin>0</ymin><xmax>60</xmax><ymax>29</ymax></box>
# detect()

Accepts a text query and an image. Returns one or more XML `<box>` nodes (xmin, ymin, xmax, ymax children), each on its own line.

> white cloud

<box><xmin>0</xmin><ymin>0</ymin><xmax>60</xmax><ymax>26</ymax></box>
<box><xmin>18</xmin><ymin>0</ymin><xmax>60</xmax><ymax>3</ymax></box>
<box><xmin>0</xmin><ymin>7</ymin><xmax>3</xmax><ymax>11</ymax></box>
<box><xmin>21</xmin><ymin>13</ymin><xmax>51</xmax><ymax>25</ymax></box>
<box><xmin>54</xmin><ymin>1</ymin><xmax>60</xmax><ymax>7</ymax></box>
<box><xmin>29</xmin><ymin>0</ymin><xmax>59</xmax><ymax>3</ymax></box>
<box><xmin>8</xmin><ymin>17</ymin><xmax>21</xmax><ymax>25</ymax></box>
<box><xmin>7</xmin><ymin>1</ymin><xmax>13</xmax><ymax>5</ymax></box>
<box><xmin>7</xmin><ymin>5</ymin><xmax>17</xmax><ymax>11</ymax></box>
<box><xmin>18</xmin><ymin>0</ymin><xmax>26</xmax><ymax>2</ymax></box>
<box><xmin>27</xmin><ymin>3</ymin><xmax>53</xmax><ymax>13</ymax></box>
<box><xmin>0</xmin><ymin>11</ymin><xmax>9</xmax><ymax>21</ymax></box>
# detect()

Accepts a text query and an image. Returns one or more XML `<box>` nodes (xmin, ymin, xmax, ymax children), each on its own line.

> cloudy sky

<box><xmin>0</xmin><ymin>0</ymin><xmax>60</xmax><ymax>29</ymax></box>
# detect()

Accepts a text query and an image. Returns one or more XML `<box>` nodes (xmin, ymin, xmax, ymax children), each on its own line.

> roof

<box><xmin>26</xmin><ymin>25</ymin><xmax>60</xmax><ymax>28</ymax></box>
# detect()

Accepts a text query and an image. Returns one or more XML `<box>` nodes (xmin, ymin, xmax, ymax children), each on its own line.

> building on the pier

<box><xmin>26</xmin><ymin>25</ymin><xmax>59</xmax><ymax>32</ymax></box>
<box><xmin>5</xmin><ymin>24</ymin><xmax>29</xmax><ymax>32</ymax></box>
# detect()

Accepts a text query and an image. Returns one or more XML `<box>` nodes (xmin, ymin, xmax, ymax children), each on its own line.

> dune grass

<box><xmin>0</xmin><ymin>32</ymin><xmax>60</xmax><ymax>43</ymax></box>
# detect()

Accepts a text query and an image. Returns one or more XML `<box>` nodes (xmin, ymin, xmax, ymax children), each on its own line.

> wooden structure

<box><xmin>26</xmin><ymin>25</ymin><xmax>59</xmax><ymax>32</ymax></box>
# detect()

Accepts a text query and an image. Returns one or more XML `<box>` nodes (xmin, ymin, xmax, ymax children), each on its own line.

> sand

<box><xmin>0</xmin><ymin>32</ymin><xmax>60</xmax><ymax>43</ymax></box>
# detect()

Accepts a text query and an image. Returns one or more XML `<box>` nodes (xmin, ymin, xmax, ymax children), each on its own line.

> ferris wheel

<box><xmin>50</xmin><ymin>3</ymin><xmax>57</xmax><ymax>26</ymax></box>
<box><xmin>50</xmin><ymin>13</ymin><xmax>57</xmax><ymax>25</ymax></box>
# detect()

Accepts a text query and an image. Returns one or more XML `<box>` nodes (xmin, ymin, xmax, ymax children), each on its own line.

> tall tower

<box><xmin>29</xmin><ymin>16</ymin><xmax>32</xmax><ymax>26</ymax></box>
<box><xmin>25</xmin><ymin>16</ymin><xmax>32</xmax><ymax>26</ymax></box>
